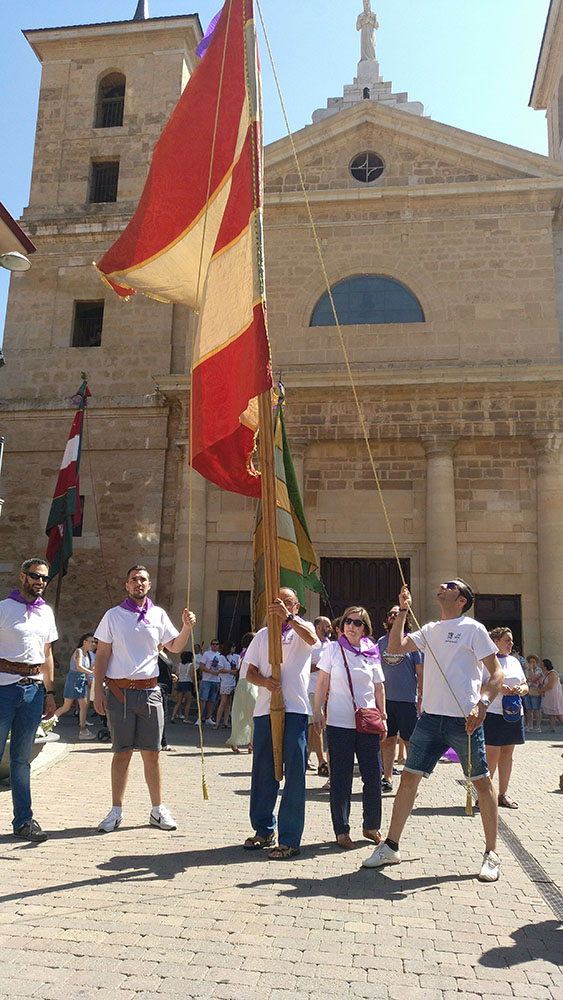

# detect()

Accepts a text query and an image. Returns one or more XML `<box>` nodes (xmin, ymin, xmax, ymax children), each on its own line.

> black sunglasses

<box><xmin>343</xmin><ymin>617</ymin><xmax>364</xmax><ymax>628</ymax></box>
<box><xmin>26</xmin><ymin>571</ymin><xmax>49</xmax><ymax>582</ymax></box>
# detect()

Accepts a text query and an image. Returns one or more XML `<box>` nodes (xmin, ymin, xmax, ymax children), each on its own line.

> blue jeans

<box><xmin>250</xmin><ymin>713</ymin><xmax>308</xmax><ymax>848</ymax></box>
<box><xmin>0</xmin><ymin>682</ymin><xmax>44</xmax><ymax>830</ymax></box>
<box><xmin>326</xmin><ymin>725</ymin><xmax>382</xmax><ymax>836</ymax></box>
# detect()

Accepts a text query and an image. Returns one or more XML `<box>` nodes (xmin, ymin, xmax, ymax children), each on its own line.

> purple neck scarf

<box><xmin>120</xmin><ymin>596</ymin><xmax>154</xmax><ymax>624</ymax></box>
<box><xmin>7</xmin><ymin>590</ymin><xmax>46</xmax><ymax>619</ymax></box>
<box><xmin>338</xmin><ymin>634</ymin><xmax>380</xmax><ymax>660</ymax></box>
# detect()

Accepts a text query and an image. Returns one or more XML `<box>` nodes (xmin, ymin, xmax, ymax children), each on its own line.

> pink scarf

<box><xmin>120</xmin><ymin>596</ymin><xmax>154</xmax><ymax>624</ymax></box>
<box><xmin>338</xmin><ymin>633</ymin><xmax>380</xmax><ymax>660</ymax></box>
<box><xmin>7</xmin><ymin>590</ymin><xmax>46</xmax><ymax>619</ymax></box>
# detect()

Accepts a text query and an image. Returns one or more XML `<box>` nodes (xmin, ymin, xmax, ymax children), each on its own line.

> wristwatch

<box><xmin>285</xmin><ymin>613</ymin><xmax>294</xmax><ymax>624</ymax></box>
<box><xmin>479</xmin><ymin>695</ymin><xmax>490</xmax><ymax>708</ymax></box>
<box><xmin>45</xmin><ymin>690</ymin><xmax>56</xmax><ymax>696</ymax></box>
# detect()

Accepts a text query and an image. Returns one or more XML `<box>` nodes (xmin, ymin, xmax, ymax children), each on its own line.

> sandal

<box><xmin>243</xmin><ymin>832</ymin><xmax>275</xmax><ymax>851</ymax></box>
<box><xmin>268</xmin><ymin>844</ymin><xmax>300</xmax><ymax>860</ymax></box>
<box><xmin>336</xmin><ymin>833</ymin><xmax>354</xmax><ymax>849</ymax></box>
<box><xmin>317</xmin><ymin>762</ymin><xmax>329</xmax><ymax>777</ymax></box>
<box><xmin>230</xmin><ymin>746</ymin><xmax>240</xmax><ymax>754</ymax></box>
<box><xmin>498</xmin><ymin>794</ymin><xmax>518</xmax><ymax>809</ymax></box>
<box><xmin>362</xmin><ymin>828</ymin><xmax>382</xmax><ymax>844</ymax></box>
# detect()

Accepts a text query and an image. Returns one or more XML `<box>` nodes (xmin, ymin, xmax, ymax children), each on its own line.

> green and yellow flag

<box><xmin>253</xmin><ymin>396</ymin><xmax>327</xmax><ymax>628</ymax></box>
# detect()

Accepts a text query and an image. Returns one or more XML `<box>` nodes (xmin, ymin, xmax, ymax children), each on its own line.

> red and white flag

<box><xmin>96</xmin><ymin>0</ymin><xmax>273</xmax><ymax>496</ymax></box>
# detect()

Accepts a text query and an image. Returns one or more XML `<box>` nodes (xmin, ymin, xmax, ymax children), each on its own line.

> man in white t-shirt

<box><xmin>94</xmin><ymin>564</ymin><xmax>196</xmax><ymax>833</ymax></box>
<box><xmin>363</xmin><ymin>579</ymin><xmax>504</xmax><ymax>882</ymax></box>
<box><xmin>0</xmin><ymin>558</ymin><xmax>58</xmax><ymax>842</ymax></box>
<box><xmin>243</xmin><ymin>587</ymin><xmax>317</xmax><ymax>859</ymax></box>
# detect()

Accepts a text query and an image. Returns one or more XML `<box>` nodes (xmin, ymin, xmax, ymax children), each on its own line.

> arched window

<box><xmin>95</xmin><ymin>72</ymin><xmax>125</xmax><ymax>128</ymax></box>
<box><xmin>310</xmin><ymin>275</ymin><xmax>425</xmax><ymax>326</ymax></box>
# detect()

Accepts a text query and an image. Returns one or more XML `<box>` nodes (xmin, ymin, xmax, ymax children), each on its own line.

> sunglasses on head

<box><xmin>343</xmin><ymin>617</ymin><xmax>364</xmax><ymax>628</ymax></box>
<box><xmin>26</xmin><ymin>572</ymin><xmax>49</xmax><ymax>582</ymax></box>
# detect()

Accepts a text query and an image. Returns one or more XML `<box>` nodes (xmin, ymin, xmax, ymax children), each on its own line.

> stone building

<box><xmin>1</xmin><ymin>3</ymin><xmax>563</xmax><ymax>665</ymax></box>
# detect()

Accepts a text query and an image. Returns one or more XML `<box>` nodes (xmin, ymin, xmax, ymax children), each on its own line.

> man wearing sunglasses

<box><xmin>363</xmin><ymin>579</ymin><xmax>504</xmax><ymax>882</ymax></box>
<box><xmin>0</xmin><ymin>558</ymin><xmax>58</xmax><ymax>842</ymax></box>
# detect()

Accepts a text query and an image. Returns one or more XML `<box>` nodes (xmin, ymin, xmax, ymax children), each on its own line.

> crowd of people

<box><xmin>1</xmin><ymin>557</ymin><xmax>562</xmax><ymax>882</ymax></box>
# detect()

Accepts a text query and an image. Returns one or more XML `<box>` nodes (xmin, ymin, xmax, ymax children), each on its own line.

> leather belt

<box><xmin>0</xmin><ymin>658</ymin><xmax>41</xmax><ymax>677</ymax></box>
<box><xmin>105</xmin><ymin>676</ymin><xmax>158</xmax><ymax>705</ymax></box>
<box><xmin>17</xmin><ymin>677</ymin><xmax>44</xmax><ymax>687</ymax></box>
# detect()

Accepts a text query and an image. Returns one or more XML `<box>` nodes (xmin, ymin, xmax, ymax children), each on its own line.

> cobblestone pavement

<box><xmin>1</xmin><ymin>714</ymin><xmax>562</xmax><ymax>1000</ymax></box>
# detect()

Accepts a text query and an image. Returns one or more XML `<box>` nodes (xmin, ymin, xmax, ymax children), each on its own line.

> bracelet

<box><xmin>398</xmin><ymin>608</ymin><xmax>408</xmax><ymax>613</ymax></box>
<box><xmin>45</xmin><ymin>690</ymin><xmax>55</xmax><ymax>696</ymax></box>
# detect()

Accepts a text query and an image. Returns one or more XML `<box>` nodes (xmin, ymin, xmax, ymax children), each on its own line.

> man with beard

<box><xmin>0</xmin><ymin>558</ymin><xmax>58</xmax><ymax>841</ymax></box>
<box><xmin>94</xmin><ymin>565</ymin><xmax>195</xmax><ymax>833</ymax></box>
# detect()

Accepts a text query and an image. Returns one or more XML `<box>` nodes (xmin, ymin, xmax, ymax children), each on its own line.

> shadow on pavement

<box><xmin>237</xmin><ymin>868</ymin><xmax>476</xmax><ymax>901</ymax></box>
<box><xmin>480</xmin><ymin>919</ymin><xmax>562</xmax><ymax>967</ymax></box>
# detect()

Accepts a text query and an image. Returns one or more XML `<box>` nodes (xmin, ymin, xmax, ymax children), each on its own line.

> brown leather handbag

<box><xmin>340</xmin><ymin>646</ymin><xmax>386</xmax><ymax>735</ymax></box>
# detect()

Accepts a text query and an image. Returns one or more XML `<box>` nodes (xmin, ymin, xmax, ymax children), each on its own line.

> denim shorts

<box><xmin>199</xmin><ymin>679</ymin><xmax>219</xmax><ymax>703</ymax></box>
<box><xmin>405</xmin><ymin>712</ymin><xmax>489</xmax><ymax>781</ymax></box>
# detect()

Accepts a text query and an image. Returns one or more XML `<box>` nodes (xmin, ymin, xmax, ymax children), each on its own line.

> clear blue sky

<box><xmin>0</xmin><ymin>0</ymin><xmax>551</xmax><ymax>341</ymax></box>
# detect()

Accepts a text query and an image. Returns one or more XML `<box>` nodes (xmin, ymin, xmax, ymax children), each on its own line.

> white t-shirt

<box><xmin>200</xmin><ymin>649</ymin><xmax>222</xmax><ymax>683</ymax></box>
<box><xmin>409</xmin><ymin>616</ymin><xmax>497</xmax><ymax>718</ymax></box>
<box><xmin>318</xmin><ymin>640</ymin><xmax>385</xmax><ymax>729</ymax></box>
<box><xmin>0</xmin><ymin>597</ymin><xmax>58</xmax><ymax>687</ymax></box>
<box><xmin>219</xmin><ymin>653</ymin><xmax>239</xmax><ymax>693</ymax></box>
<box><xmin>308</xmin><ymin>637</ymin><xmax>329</xmax><ymax>694</ymax></box>
<box><xmin>483</xmin><ymin>654</ymin><xmax>525</xmax><ymax>716</ymax></box>
<box><xmin>246</xmin><ymin>622</ymin><xmax>314</xmax><ymax>717</ymax></box>
<box><xmin>95</xmin><ymin>605</ymin><xmax>178</xmax><ymax>679</ymax></box>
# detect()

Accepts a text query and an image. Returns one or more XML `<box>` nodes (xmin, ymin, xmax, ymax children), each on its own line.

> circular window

<box><xmin>349</xmin><ymin>151</ymin><xmax>384</xmax><ymax>183</ymax></box>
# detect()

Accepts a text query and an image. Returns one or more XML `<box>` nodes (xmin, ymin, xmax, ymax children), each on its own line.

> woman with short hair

<box><xmin>314</xmin><ymin>606</ymin><xmax>386</xmax><ymax>849</ymax></box>
<box><xmin>483</xmin><ymin>627</ymin><xmax>527</xmax><ymax>809</ymax></box>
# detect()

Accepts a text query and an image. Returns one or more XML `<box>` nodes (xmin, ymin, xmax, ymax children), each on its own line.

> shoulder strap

<box><xmin>340</xmin><ymin>645</ymin><xmax>358</xmax><ymax>712</ymax></box>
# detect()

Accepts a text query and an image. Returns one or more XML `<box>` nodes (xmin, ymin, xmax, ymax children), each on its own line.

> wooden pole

<box><xmin>257</xmin><ymin>389</ymin><xmax>284</xmax><ymax>781</ymax></box>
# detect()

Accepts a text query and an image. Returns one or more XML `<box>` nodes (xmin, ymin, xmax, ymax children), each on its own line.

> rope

<box><xmin>184</xmin><ymin>0</ymin><xmax>238</xmax><ymax>801</ymax></box>
<box><xmin>256</xmin><ymin>0</ymin><xmax>474</xmax><ymax>811</ymax></box>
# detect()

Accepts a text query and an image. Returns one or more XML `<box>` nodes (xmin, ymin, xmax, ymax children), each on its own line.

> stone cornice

<box><xmin>265</xmin><ymin>176</ymin><xmax>563</xmax><ymax>209</ymax></box>
<box><xmin>151</xmin><ymin>363</ymin><xmax>563</xmax><ymax>397</ymax></box>
<box><xmin>24</xmin><ymin>15</ymin><xmax>202</xmax><ymax>60</ymax></box>
<box><xmin>266</xmin><ymin>99</ymin><xmax>563</xmax><ymax>179</ymax></box>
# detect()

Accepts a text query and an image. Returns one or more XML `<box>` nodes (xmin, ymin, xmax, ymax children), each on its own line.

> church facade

<box><xmin>1</xmin><ymin>4</ymin><xmax>563</xmax><ymax>666</ymax></box>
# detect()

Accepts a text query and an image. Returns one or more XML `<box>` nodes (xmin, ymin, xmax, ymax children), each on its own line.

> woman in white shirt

<box><xmin>483</xmin><ymin>627</ymin><xmax>528</xmax><ymax>810</ymax></box>
<box><xmin>314</xmin><ymin>606</ymin><xmax>387</xmax><ymax>849</ymax></box>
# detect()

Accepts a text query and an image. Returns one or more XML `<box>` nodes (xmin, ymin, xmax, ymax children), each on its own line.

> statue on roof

<box><xmin>356</xmin><ymin>0</ymin><xmax>379</xmax><ymax>62</ymax></box>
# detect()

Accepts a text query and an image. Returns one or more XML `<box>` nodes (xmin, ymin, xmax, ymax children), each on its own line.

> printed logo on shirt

<box><xmin>382</xmin><ymin>650</ymin><xmax>406</xmax><ymax>666</ymax></box>
<box><xmin>445</xmin><ymin>631</ymin><xmax>462</xmax><ymax>644</ymax></box>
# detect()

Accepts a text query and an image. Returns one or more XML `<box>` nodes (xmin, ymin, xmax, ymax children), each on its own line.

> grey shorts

<box><xmin>106</xmin><ymin>686</ymin><xmax>164</xmax><ymax>753</ymax></box>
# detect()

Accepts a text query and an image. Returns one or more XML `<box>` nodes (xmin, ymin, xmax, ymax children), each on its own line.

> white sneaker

<box><xmin>150</xmin><ymin>805</ymin><xmax>177</xmax><ymax>830</ymax></box>
<box><xmin>97</xmin><ymin>808</ymin><xmax>122</xmax><ymax>833</ymax></box>
<box><xmin>79</xmin><ymin>730</ymin><xmax>95</xmax><ymax>740</ymax></box>
<box><xmin>205</xmin><ymin>718</ymin><xmax>215</xmax><ymax>727</ymax></box>
<box><xmin>478</xmin><ymin>850</ymin><xmax>500</xmax><ymax>882</ymax></box>
<box><xmin>362</xmin><ymin>841</ymin><xmax>401</xmax><ymax>869</ymax></box>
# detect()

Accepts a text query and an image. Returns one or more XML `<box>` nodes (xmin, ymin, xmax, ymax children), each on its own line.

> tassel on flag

<box><xmin>45</xmin><ymin>378</ymin><xmax>90</xmax><ymax>582</ymax></box>
<box><xmin>95</xmin><ymin>0</ymin><xmax>273</xmax><ymax>497</ymax></box>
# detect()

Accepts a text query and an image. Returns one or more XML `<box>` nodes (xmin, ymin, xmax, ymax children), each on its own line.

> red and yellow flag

<box><xmin>96</xmin><ymin>0</ymin><xmax>272</xmax><ymax>496</ymax></box>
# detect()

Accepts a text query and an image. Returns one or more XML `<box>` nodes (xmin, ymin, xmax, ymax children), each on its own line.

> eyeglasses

<box><xmin>26</xmin><ymin>572</ymin><xmax>49</xmax><ymax>582</ymax></box>
<box><xmin>387</xmin><ymin>611</ymin><xmax>399</xmax><ymax>618</ymax></box>
<box><xmin>210</xmin><ymin>642</ymin><xmax>220</xmax><ymax>646</ymax></box>
<box><xmin>444</xmin><ymin>582</ymin><xmax>460</xmax><ymax>590</ymax></box>
<box><xmin>343</xmin><ymin>617</ymin><xmax>364</xmax><ymax>628</ymax></box>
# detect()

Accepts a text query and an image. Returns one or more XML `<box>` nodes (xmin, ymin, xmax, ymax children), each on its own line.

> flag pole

<box><xmin>53</xmin><ymin>519</ymin><xmax>65</xmax><ymax>616</ymax></box>
<box><xmin>257</xmin><ymin>388</ymin><xmax>284</xmax><ymax>781</ymax></box>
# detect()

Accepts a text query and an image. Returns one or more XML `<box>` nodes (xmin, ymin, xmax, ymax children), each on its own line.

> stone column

<box><xmin>535</xmin><ymin>433</ymin><xmax>563</xmax><ymax>658</ymax></box>
<box><xmin>422</xmin><ymin>437</ymin><xmax>458</xmax><ymax>619</ymax></box>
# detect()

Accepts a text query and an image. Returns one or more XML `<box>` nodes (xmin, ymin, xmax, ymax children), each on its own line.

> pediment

<box><xmin>265</xmin><ymin>101</ymin><xmax>563</xmax><ymax>196</ymax></box>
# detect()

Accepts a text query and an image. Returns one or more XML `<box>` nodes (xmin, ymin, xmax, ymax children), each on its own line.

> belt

<box><xmin>0</xmin><ymin>658</ymin><xmax>41</xmax><ymax>677</ymax></box>
<box><xmin>17</xmin><ymin>677</ymin><xmax>44</xmax><ymax>687</ymax></box>
<box><xmin>105</xmin><ymin>676</ymin><xmax>158</xmax><ymax>705</ymax></box>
